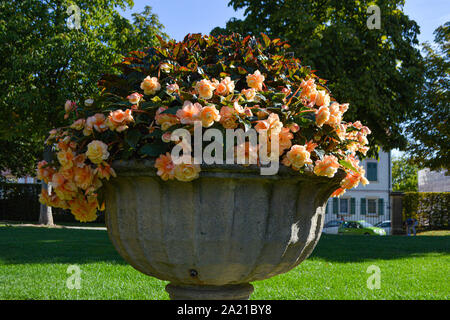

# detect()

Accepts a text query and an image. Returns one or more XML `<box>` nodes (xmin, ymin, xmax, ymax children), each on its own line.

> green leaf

<box><xmin>125</xmin><ymin>128</ymin><xmax>142</xmax><ymax>148</ymax></box>
<box><xmin>261</xmin><ymin>33</ymin><xmax>271</xmax><ymax>47</ymax></box>
<box><xmin>339</xmin><ymin>160</ymin><xmax>358</xmax><ymax>173</ymax></box>
<box><xmin>139</xmin><ymin>143</ymin><xmax>167</xmax><ymax>157</ymax></box>
<box><xmin>161</xmin><ymin>106</ymin><xmax>181</xmax><ymax>115</ymax></box>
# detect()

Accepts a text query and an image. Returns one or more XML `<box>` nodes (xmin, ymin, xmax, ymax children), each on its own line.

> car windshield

<box><xmin>359</xmin><ymin>221</ymin><xmax>374</xmax><ymax>228</ymax></box>
<box><xmin>325</xmin><ymin>221</ymin><xmax>342</xmax><ymax>227</ymax></box>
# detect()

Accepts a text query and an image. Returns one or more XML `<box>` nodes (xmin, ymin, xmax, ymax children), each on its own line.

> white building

<box><xmin>324</xmin><ymin>150</ymin><xmax>391</xmax><ymax>226</ymax></box>
<box><xmin>418</xmin><ymin>169</ymin><xmax>450</xmax><ymax>192</ymax></box>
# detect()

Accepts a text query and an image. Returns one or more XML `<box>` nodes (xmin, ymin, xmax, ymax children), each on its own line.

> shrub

<box><xmin>403</xmin><ymin>192</ymin><xmax>449</xmax><ymax>229</ymax></box>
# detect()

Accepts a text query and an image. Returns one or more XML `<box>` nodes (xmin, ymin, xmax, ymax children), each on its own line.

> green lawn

<box><xmin>0</xmin><ymin>226</ymin><xmax>448</xmax><ymax>300</ymax></box>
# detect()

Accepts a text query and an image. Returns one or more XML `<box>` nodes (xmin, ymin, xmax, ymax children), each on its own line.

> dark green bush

<box><xmin>403</xmin><ymin>192</ymin><xmax>449</xmax><ymax>230</ymax></box>
<box><xmin>0</xmin><ymin>183</ymin><xmax>104</xmax><ymax>224</ymax></box>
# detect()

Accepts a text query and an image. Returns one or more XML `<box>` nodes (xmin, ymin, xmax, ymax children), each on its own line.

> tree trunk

<box><xmin>39</xmin><ymin>146</ymin><xmax>54</xmax><ymax>226</ymax></box>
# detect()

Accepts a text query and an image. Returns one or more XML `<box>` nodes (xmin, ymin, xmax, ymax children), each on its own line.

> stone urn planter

<box><xmin>103</xmin><ymin>160</ymin><xmax>345</xmax><ymax>300</ymax></box>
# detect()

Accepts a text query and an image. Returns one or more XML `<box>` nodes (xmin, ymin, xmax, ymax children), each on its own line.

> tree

<box><xmin>406</xmin><ymin>22</ymin><xmax>449</xmax><ymax>171</ymax></box>
<box><xmin>391</xmin><ymin>155</ymin><xmax>418</xmax><ymax>192</ymax></box>
<box><xmin>0</xmin><ymin>1</ymin><xmax>166</xmax><ymax>177</ymax></box>
<box><xmin>211</xmin><ymin>0</ymin><xmax>424</xmax><ymax>157</ymax></box>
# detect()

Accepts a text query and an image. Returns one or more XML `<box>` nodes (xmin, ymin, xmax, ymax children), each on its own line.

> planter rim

<box><xmin>111</xmin><ymin>159</ymin><xmax>346</xmax><ymax>183</ymax></box>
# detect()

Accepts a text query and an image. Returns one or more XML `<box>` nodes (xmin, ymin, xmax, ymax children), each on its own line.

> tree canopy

<box><xmin>392</xmin><ymin>155</ymin><xmax>418</xmax><ymax>192</ymax></box>
<box><xmin>0</xmin><ymin>0</ymin><xmax>166</xmax><ymax>176</ymax></box>
<box><xmin>406</xmin><ymin>22</ymin><xmax>449</xmax><ymax>171</ymax></box>
<box><xmin>211</xmin><ymin>0</ymin><xmax>425</xmax><ymax>158</ymax></box>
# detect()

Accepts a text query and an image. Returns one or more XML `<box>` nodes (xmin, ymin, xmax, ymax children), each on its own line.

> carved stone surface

<box><xmin>104</xmin><ymin>160</ymin><xmax>345</xmax><ymax>299</ymax></box>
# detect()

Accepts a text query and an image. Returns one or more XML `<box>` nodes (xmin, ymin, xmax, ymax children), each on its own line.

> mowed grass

<box><xmin>0</xmin><ymin>226</ymin><xmax>448</xmax><ymax>300</ymax></box>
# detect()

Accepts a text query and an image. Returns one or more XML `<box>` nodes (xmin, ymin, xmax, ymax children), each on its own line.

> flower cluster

<box><xmin>38</xmin><ymin>33</ymin><xmax>371</xmax><ymax>222</ymax></box>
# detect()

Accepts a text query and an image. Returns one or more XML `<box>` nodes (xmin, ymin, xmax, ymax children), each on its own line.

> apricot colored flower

<box><xmin>68</xmin><ymin>195</ymin><xmax>98</xmax><ymax>222</ymax></box>
<box><xmin>73</xmin><ymin>154</ymin><xmax>87</xmax><ymax>168</ymax></box>
<box><xmin>256</xmin><ymin>107</ymin><xmax>269</xmax><ymax>119</ymax></box>
<box><xmin>195</xmin><ymin>79</ymin><xmax>215</xmax><ymax>99</ymax></box>
<box><xmin>215</xmin><ymin>77</ymin><xmax>235</xmax><ymax>96</ymax></box>
<box><xmin>241</xmin><ymin>88</ymin><xmax>256</xmax><ymax>101</ymax></box>
<box><xmin>57</xmin><ymin>149</ymin><xmax>74</xmax><ymax>170</ymax></box>
<box><xmin>314</xmin><ymin>155</ymin><xmax>340</xmax><ymax>178</ymax></box>
<box><xmin>339</xmin><ymin>103</ymin><xmax>349</xmax><ymax>114</ymax></box>
<box><xmin>200</xmin><ymin>105</ymin><xmax>220</xmax><ymax>128</ymax></box>
<box><xmin>36</xmin><ymin>160</ymin><xmax>55</xmax><ymax>184</ymax></box>
<box><xmin>155</xmin><ymin>152</ymin><xmax>175</xmax><ymax>181</ymax></box>
<box><xmin>341</xmin><ymin>171</ymin><xmax>362</xmax><ymax>190</ymax></box>
<box><xmin>300</xmin><ymin>79</ymin><xmax>317</xmax><ymax>98</ymax></box>
<box><xmin>176</xmin><ymin>100</ymin><xmax>202</xmax><ymax>124</ymax></box>
<box><xmin>107</xmin><ymin>109</ymin><xmax>133</xmax><ymax>132</ymax></box>
<box><xmin>162</xmin><ymin>132</ymin><xmax>172</xmax><ymax>143</ymax></box>
<box><xmin>356</xmin><ymin>131</ymin><xmax>368</xmax><ymax>145</ymax></box>
<box><xmin>243</xmin><ymin>106</ymin><xmax>253</xmax><ymax>117</ymax></box>
<box><xmin>167</xmin><ymin>83</ymin><xmax>179</xmax><ymax>94</ymax></box>
<box><xmin>127</xmin><ymin>92</ymin><xmax>143</xmax><ymax>105</ymax></box>
<box><xmin>174</xmin><ymin>162</ymin><xmax>201</xmax><ymax>182</ymax></box>
<box><xmin>38</xmin><ymin>188</ymin><xmax>52</xmax><ymax>206</ymax></box>
<box><xmin>65</xmin><ymin>100</ymin><xmax>76</xmax><ymax>113</ymax></box>
<box><xmin>335</xmin><ymin>124</ymin><xmax>346</xmax><ymax>141</ymax></box>
<box><xmin>140</xmin><ymin>76</ymin><xmax>161</xmax><ymax>95</ymax></box>
<box><xmin>155</xmin><ymin>106</ymin><xmax>180</xmax><ymax>130</ymax></box>
<box><xmin>86</xmin><ymin>140</ymin><xmax>109</xmax><ymax>164</ymax></box>
<box><xmin>305</xmin><ymin>140</ymin><xmax>318</xmax><ymax>152</ymax></box>
<box><xmin>316</xmin><ymin>105</ymin><xmax>330</xmax><ymax>127</ymax></box>
<box><xmin>331</xmin><ymin>187</ymin><xmax>346</xmax><ymax>198</ymax></box>
<box><xmin>255</xmin><ymin>113</ymin><xmax>283</xmax><ymax>137</ymax></box>
<box><xmin>95</xmin><ymin>162</ymin><xmax>117</xmax><ymax>180</ymax></box>
<box><xmin>315</xmin><ymin>90</ymin><xmax>330</xmax><ymax>107</ymax></box>
<box><xmin>288</xmin><ymin>123</ymin><xmax>300</xmax><ymax>133</ymax></box>
<box><xmin>219</xmin><ymin>106</ymin><xmax>238</xmax><ymax>129</ymax></box>
<box><xmin>52</xmin><ymin>172</ymin><xmax>77</xmax><ymax>201</ymax></box>
<box><xmin>279</xmin><ymin>127</ymin><xmax>294</xmax><ymax>154</ymax></box>
<box><xmin>246</xmin><ymin>70</ymin><xmax>265</xmax><ymax>91</ymax></box>
<box><xmin>160</xmin><ymin>63</ymin><xmax>171</xmax><ymax>73</ymax></box>
<box><xmin>85</xmin><ymin>113</ymin><xmax>107</xmax><ymax>134</ymax></box>
<box><xmin>326</xmin><ymin>103</ymin><xmax>342</xmax><ymax>126</ymax></box>
<box><xmin>359</xmin><ymin>146</ymin><xmax>369</xmax><ymax>155</ymax></box>
<box><xmin>39</xmin><ymin>189</ymin><xmax>68</xmax><ymax>209</ymax></box>
<box><xmin>70</xmin><ymin>119</ymin><xmax>85</xmax><ymax>130</ymax></box>
<box><xmin>285</xmin><ymin>145</ymin><xmax>313</xmax><ymax>170</ymax></box>
<box><xmin>73</xmin><ymin>165</ymin><xmax>94</xmax><ymax>190</ymax></box>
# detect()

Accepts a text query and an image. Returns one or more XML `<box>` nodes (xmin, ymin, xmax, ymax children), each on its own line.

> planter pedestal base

<box><xmin>165</xmin><ymin>283</ymin><xmax>254</xmax><ymax>300</ymax></box>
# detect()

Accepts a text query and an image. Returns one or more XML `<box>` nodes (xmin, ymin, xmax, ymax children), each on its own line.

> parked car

<box><xmin>338</xmin><ymin>220</ymin><xmax>386</xmax><ymax>236</ymax></box>
<box><xmin>322</xmin><ymin>220</ymin><xmax>344</xmax><ymax>234</ymax></box>
<box><xmin>374</xmin><ymin>220</ymin><xmax>391</xmax><ymax>235</ymax></box>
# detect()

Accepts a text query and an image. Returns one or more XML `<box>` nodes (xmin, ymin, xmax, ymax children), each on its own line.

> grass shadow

<box><xmin>0</xmin><ymin>226</ymin><xmax>126</xmax><ymax>265</ymax></box>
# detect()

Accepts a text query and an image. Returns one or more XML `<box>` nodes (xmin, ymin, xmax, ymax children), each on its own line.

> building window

<box><xmin>367</xmin><ymin>199</ymin><xmax>377</xmax><ymax>215</ymax></box>
<box><xmin>339</xmin><ymin>198</ymin><xmax>349</xmax><ymax>214</ymax></box>
<box><xmin>367</xmin><ymin>162</ymin><xmax>378</xmax><ymax>182</ymax></box>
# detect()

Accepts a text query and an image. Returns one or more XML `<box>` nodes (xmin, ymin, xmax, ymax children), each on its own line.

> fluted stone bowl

<box><xmin>103</xmin><ymin>160</ymin><xmax>345</xmax><ymax>300</ymax></box>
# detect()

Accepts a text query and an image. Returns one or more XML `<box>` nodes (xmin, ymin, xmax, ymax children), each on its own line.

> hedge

<box><xmin>0</xmin><ymin>183</ymin><xmax>104</xmax><ymax>224</ymax></box>
<box><xmin>403</xmin><ymin>192</ymin><xmax>449</xmax><ymax>230</ymax></box>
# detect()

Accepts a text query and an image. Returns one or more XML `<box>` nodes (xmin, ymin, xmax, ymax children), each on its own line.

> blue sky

<box><xmin>120</xmin><ymin>0</ymin><xmax>449</xmax><ymax>44</ymax></box>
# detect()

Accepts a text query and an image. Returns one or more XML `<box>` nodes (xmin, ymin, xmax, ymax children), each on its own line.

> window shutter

<box><xmin>378</xmin><ymin>198</ymin><xmax>384</xmax><ymax>215</ymax></box>
<box><xmin>333</xmin><ymin>198</ymin><xmax>338</xmax><ymax>214</ymax></box>
<box><xmin>350</xmin><ymin>198</ymin><xmax>356</xmax><ymax>214</ymax></box>
<box><xmin>360</xmin><ymin>198</ymin><xmax>366</xmax><ymax>215</ymax></box>
<box><xmin>367</xmin><ymin>163</ymin><xmax>378</xmax><ymax>181</ymax></box>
